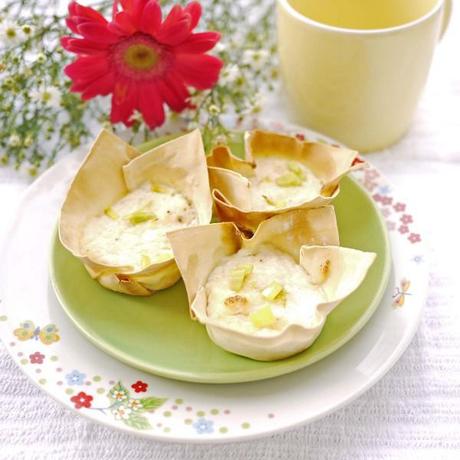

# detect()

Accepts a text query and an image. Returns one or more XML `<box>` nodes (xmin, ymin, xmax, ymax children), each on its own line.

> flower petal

<box><xmin>120</xmin><ymin>0</ymin><xmax>134</xmax><ymax>11</ymax></box>
<box><xmin>77</xmin><ymin>22</ymin><xmax>120</xmax><ymax>43</ymax></box>
<box><xmin>69</xmin><ymin>1</ymin><xmax>108</xmax><ymax>25</ymax></box>
<box><xmin>61</xmin><ymin>36</ymin><xmax>108</xmax><ymax>55</ymax></box>
<box><xmin>127</xmin><ymin>0</ymin><xmax>149</xmax><ymax>28</ymax></box>
<box><xmin>174</xmin><ymin>32</ymin><xmax>220</xmax><ymax>54</ymax></box>
<box><xmin>184</xmin><ymin>2</ymin><xmax>202</xmax><ymax>30</ymax></box>
<box><xmin>175</xmin><ymin>54</ymin><xmax>223</xmax><ymax>89</ymax></box>
<box><xmin>157</xmin><ymin>16</ymin><xmax>191</xmax><ymax>45</ymax></box>
<box><xmin>138</xmin><ymin>82</ymin><xmax>165</xmax><ymax>128</ymax></box>
<box><xmin>110</xmin><ymin>81</ymin><xmax>137</xmax><ymax>126</ymax></box>
<box><xmin>81</xmin><ymin>72</ymin><xmax>116</xmax><ymax>100</ymax></box>
<box><xmin>111</xmin><ymin>11</ymin><xmax>137</xmax><ymax>35</ymax></box>
<box><xmin>156</xmin><ymin>5</ymin><xmax>192</xmax><ymax>45</ymax></box>
<box><xmin>157</xmin><ymin>71</ymin><xmax>190</xmax><ymax>112</ymax></box>
<box><xmin>66</xmin><ymin>18</ymin><xmax>80</xmax><ymax>35</ymax></box>
<box><xmin>161</xmin><ymin>4</ymin><xmax>184</xmax><ymax>28</ymax></box>
<box><xmin>140</xmin><ymin>0</ymin><xmax>162</xmax><ymax>36</ymax></box>
<box><xmin>65</xmin><ymin>56</ymin><xmax>110</xmax><ymax>81</ymax></box>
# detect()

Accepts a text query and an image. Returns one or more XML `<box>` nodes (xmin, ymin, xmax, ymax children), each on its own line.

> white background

<box><xmin>1</xmin><ymin>3</ymin><xmax>459</xmax><ymax>460</ymax></box>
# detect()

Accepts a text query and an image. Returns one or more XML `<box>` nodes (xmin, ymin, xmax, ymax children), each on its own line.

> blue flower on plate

<box><xmin>193</xmin><ymin>418</ymin><xmax>214</xmax><ymax>434</ymax></box>
<box><xmin>65</xmin><ymin>369</ymin><xmax>86</xmax><ymax>386</ymax></box>
<box><xmin>378</xmin><ymin>185</ymin><xmax>391</xmax><ymax>195</ymax></box>
<box><xmin>412</xmin><ymin>255</ymin><xmax>424</xmax><ymax>264</ymax></box>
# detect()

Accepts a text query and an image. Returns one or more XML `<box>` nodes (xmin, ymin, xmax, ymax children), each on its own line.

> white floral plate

<box><xmin>0</xmin><ymin>119</ymin><xmax>427</xmax><ymax>442</ymax></box>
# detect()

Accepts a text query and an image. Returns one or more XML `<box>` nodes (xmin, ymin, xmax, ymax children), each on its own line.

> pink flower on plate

<box><xmin>364</xmin><ymin>169</ymin><xmax>380</xmax><ymax>180</ymax></box>
<box><xmin>29</xmin><ymin>352</ymin><xmax>44</xmax><ymax>364</ymax></box>
<box><xmin>372</xmin><ymin>193</ymin><xmax>383</xmax><ymax>203</ymax></box>
<box><xmin>381</xmin><ymin>196</ymin><xmax>393</xmax><ymax>206</ymax></box>
<box><xmin>363</xmin><ymin>179</ymin><xmax>378</xmax><ymax>192</ymax></box>
<box><xmin>400</xmin><ymin>214</ymin><xmax>413</xmax><ymax>225</ymax></box>
<box><xmin>393</xmin><ymin>202</ymin><xmax>406</xmax><ymax>212</ymax></box>
<box><xmin>408</xmin><ymin>233</ymin><xmax>421</xmax><ymax>244</ymax></box>
<box><xmin>399</xmin><ymin>225</ymin><xmax>409</xmax><ymax>234</ymax></box>
<box><xmin>381</xmin><ymin>208</ymin><xmax>391</xmax><ymax>218</ymax></box>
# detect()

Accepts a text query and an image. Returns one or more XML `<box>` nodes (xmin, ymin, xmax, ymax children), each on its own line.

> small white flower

<box><xmin>214</xmin><ymin>42</ymin><xmax>227</xmax><ymax>53</ymax></box>
<box><xmin>127</xmin><ymin>399</ymin><xmax>143</xmax><ymax>411</ymax></box>
<box><xmin>208</xmin><ymin>104</ymin><xmax>220</xmax><ymax>116</ymax></box>
<box><xmin>8</xmin><ymin>134</ymin><xmax>21</xmax><ymax>147</ymax></box>
<box><xmin>220</xmin><ymin>64</ymin><xmax>240</xmax><ymax>86</ymax></box>
<box><xmin>242</xmin><ymin>49</ymin><xmax>270</xmax><ymax>71</ymax></box>
<box><xmin>129</xmin><ymin>110</ymin><xmax>143</xmax><ymax>123</ymax></box>
<box><xmin>35</xmin><ymin>53</ymin><xmax>46</xmax><ymax>64</ymax></box>
<box><xmin>0</xmin><ymin>20</ymin><xmax>23</xmax><ymax>46</ymax></box>
<box><xmin>110</xmin><ymin>389</ymin><xmax>128</xmax><ymax>401</ymax></box>
<box><xmin>21</xmin><ymin>24</ymin><xmax>35</xmax><ymax>37</ymax></box>
<box><xmin>32</xmin><ymin>86</ymin><xmax>61</xmax><ymax>108</ymax></box>
<box><xmin>112</xmin><ymin>405</ymin><xmax>132</xmax><ymax>420</ymax></box>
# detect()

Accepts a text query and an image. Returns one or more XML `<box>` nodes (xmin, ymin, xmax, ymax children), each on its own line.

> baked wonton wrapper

<box><xmin>59</xmin><ymin>129</ymin><xmax>212</xmax><ymax>296</ymax></box>
<box><xmin>168</xmin><ymin>207</ymin><xmax>376</xmax><ymax>361</ymax></box>
<box><xmin>207</xmin><ymin>129</ymin><xmax>363</xmax><ymax>232</ymax></box>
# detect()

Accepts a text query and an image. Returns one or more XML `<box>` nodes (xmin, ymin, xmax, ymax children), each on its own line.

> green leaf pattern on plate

<box><xmin>106</xmin><ymin>381</ymin><xmax>166</xmax><ymax>430</ymax></box>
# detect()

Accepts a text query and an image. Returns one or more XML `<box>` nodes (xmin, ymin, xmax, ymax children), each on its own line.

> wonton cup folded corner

<box><xmin>168</xmin><ymin>207</ymin><xmax>376</xmax><ymax>361</ymax></box>
<box><xmin>207</xmin><ymin>129</ymin><xmax>364</xmax><ymax>232</ymax></box>
<box><xmin>59</xmin><ymin>128</ymin><xmax>212</xmax><ymax>296</ymax></box>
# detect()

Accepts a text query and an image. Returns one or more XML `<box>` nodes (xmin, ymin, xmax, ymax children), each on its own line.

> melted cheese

<box><xmin>81</xmin><ymin>182</ymin><xmax>197</xmax><ymax>271</ymax></box>
<box><xmin>205</xmin><ymin>245</ymin><xmax>324</xmax><ymax>336</ymax></box>
<box><xmin>247</xmin><ymin>156</ymin><xmax>323</xmax><ymax>210</ymax></box>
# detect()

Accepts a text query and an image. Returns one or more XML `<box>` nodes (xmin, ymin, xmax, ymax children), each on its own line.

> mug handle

<box><xmin>439</xmin><ymin>0</ymin><xmax>452</xmax><ymax>40</ymax></box>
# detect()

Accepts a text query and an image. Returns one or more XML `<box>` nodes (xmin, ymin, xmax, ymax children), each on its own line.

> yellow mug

<box><xmin>277</xmin><ymin>0</ymin><xmax>452</xmax><ymax>152</ymax></box>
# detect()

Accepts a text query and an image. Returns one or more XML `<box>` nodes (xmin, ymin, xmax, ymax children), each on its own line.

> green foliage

<box><xmin>123</xmin><ymin>413</ymin><xmax>152</xmax><ymax>430</ymax></box>
<box><xmin>139</xmin><ymin>396</ymin><xmax>167</xmax><ymax>411</ymax></box>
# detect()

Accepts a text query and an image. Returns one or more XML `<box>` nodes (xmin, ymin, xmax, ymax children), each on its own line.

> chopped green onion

<box><xmin>250</xmin><ymin>305</ymin><xmax>276</xmax><ymax>328</ymax></box>
<box><xmin>229</xmin><ymin>263</ymin><xmax>253</xmax><ymax>291</ymax></box>
<box><xmin>127</xmin><ymin>211</ymin><xmax>157</xmax><ymax>225</ymax></box>
<box><xmin>276</xmin><ymin>172</ymin><xmax>303</xmax><ymax>187</ymax></box>
<box><xmin>262</xmin><ymin>281</ymin><xmax>284</xmax><ymax>301</ymax></box>
<box><xmin>104</xmin><ymin>207</ymin><xmax>118</xmax><ymax>220</ymax></box>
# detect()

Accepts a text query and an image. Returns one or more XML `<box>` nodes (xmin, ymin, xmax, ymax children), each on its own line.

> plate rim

<box><xmin>0</xmin><ymin>118</ymin><xmax>428</xmax><ymax>443</ymax></box>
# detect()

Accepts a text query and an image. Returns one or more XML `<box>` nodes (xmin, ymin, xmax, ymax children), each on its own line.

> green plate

<box><xmin>50</xmin><ymin>134</ymin><xmax>391</xmax><ymax>384</ymax></box>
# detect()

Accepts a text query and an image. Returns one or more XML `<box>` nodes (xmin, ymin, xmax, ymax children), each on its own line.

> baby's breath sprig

<box><xmin>0</xmin><ymin>0</ymin><xmax>277</xmax><ymax>175</ymax></box>
<box><xmin>183</xmin><ymin>0</ymin><xmax>278</xmax><ymax>150</ymax></box>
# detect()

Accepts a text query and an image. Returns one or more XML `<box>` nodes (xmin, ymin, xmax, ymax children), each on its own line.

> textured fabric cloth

<box><xmin>1</xmin><ymin>6</ymin><xmax>460</xmax><ymax>460</ymax></box>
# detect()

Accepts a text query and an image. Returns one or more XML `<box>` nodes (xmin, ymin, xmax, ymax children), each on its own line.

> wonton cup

<box><xmin>168</xmin><ymin>207</ymin><xmax>376</xmax><ymax>361</ymax></box>
<box><xmin>59</xmin><ymin>129</ymin><xmax>212</xmax><ymax>296</ymax></box>
<box><xmin>207</xmin><ymin>129</ymin><xmax>363</xmax><ymax>232</ymax></box>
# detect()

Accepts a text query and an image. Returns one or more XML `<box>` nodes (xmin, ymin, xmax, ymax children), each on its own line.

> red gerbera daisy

<box><xmin>61</xmin><ymin>0</ymin><xmax>222</xmax><ymax>128</ymax></box>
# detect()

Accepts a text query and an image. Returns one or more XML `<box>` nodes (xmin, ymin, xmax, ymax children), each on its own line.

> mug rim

<box><xmin>277</xmin><ymin>0</ymin><xmax>445</xmax><ymax>35</ymax></box>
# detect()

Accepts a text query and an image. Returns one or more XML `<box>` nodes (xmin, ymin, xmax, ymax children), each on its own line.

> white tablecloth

<box><xmin>1</xmin><ymin>7</ymin><xmax>460</xmax><ymax>460</ymax></box>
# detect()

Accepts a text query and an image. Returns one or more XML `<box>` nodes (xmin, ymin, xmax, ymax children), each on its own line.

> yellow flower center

<box><xmin>6</xmin><ymin>28</ymin><xmax>16</xmax><ymax>39</ymax></box>
<box><xmin>123</xmin><ymin>44</ymin><xmax>158</xmax><ymax>71</ymax></box>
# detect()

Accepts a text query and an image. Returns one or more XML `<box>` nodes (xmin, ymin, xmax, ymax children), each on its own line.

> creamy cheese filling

<box><xmin>205</xmin><ymin>245</ymin><xmax>324</xmax><ymax>336</ymax></box>
<box><xmin>81</xmin><ymin>182</ymin><xmax>197</xmax><ymax>271</ymax></box>
<box><xmin>247</xmin><ymin>156</ymin><xmax>323</xmax><ymax>210</ymax></box>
